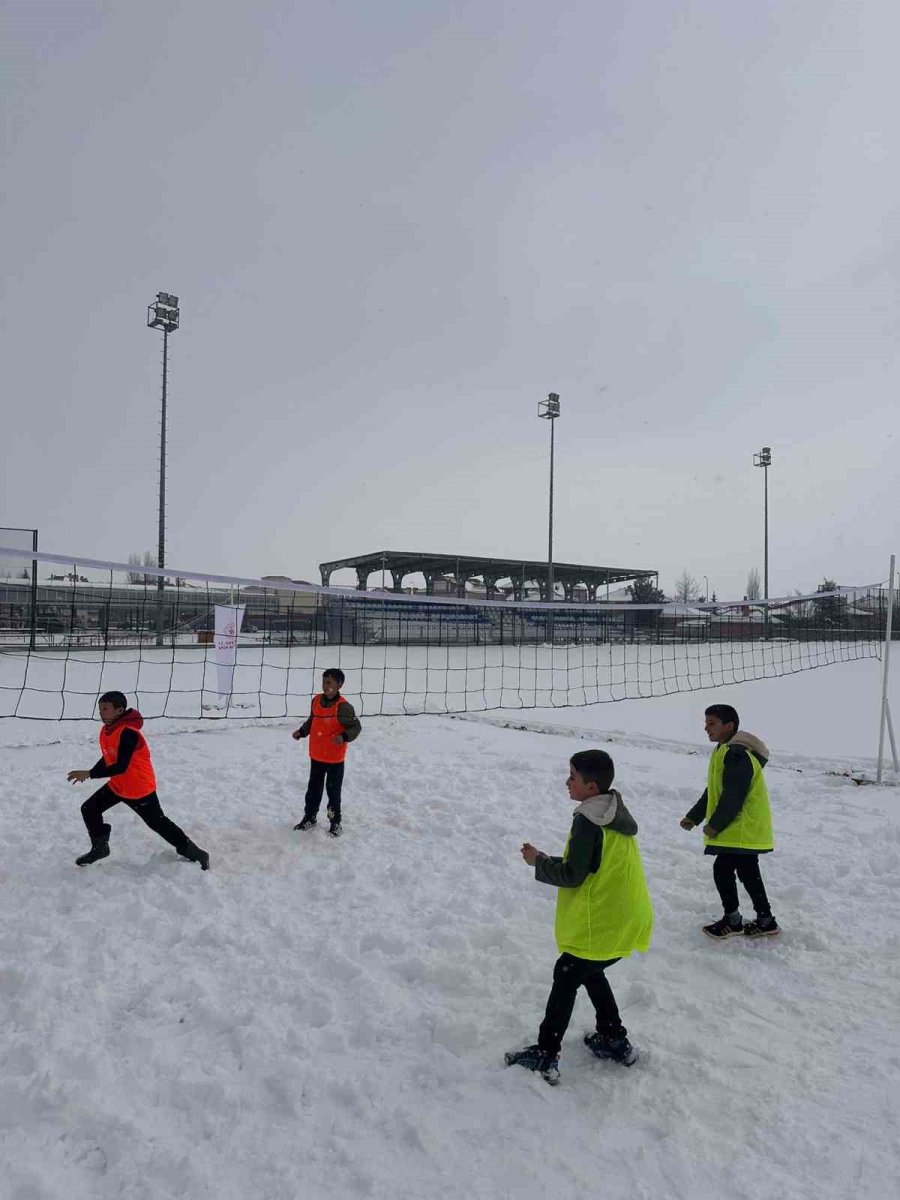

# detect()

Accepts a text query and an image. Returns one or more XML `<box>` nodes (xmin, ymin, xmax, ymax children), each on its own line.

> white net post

<box><xmin>876</xmin><ymin>554</ymin><xmax>899</xmax><ymax>783</ymax></box>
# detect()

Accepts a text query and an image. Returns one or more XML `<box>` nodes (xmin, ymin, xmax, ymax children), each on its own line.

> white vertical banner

<box><xmin>214</xmin><ymin>604</ymin><xmax>245</xmax><ymax>698</ymax></box>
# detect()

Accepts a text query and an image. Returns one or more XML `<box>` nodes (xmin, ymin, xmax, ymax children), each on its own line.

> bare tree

<box><xmin>142</xmin><ymin>550</ymin><xmax>159</xmax><ymax>585</ymax></box>
<box><xmin>126</xmin><ymin>553</ymin><xmax>144</xmax><ymax>584</ymax></box>
<box><xmin>126</xmin><ymin>551</ymin><xmax>157</xmax><ymax>585</ymax></box>
<box><xmin>746</xmin><ymin>568</ymin><xmax>761</xmax><ymax>601</ymax></box>
<box><xmin>673</xmin><ymin>570</ymin><xmax>700</xmax><ymax>603</ymax></box>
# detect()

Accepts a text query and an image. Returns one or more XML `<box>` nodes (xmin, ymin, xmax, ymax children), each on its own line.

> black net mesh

<box><xmin>0</xmin><ymin>547</ymin><xmax>888</xmax><ymax>720</ymax></box>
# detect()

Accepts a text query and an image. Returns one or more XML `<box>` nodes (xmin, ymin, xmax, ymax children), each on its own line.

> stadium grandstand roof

<box><xmin>319</xmin><ymin>551</ymin><xmax>657</xmax><ymax>601</ymax></box>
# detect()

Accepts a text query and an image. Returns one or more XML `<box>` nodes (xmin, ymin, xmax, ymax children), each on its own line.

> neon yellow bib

<box><xmin>704</xmin><ymin>742</ymin><xmax>774</xmax><ymax>851</ymax></box>
<box><xmin>555</xmin><ymin>828</ymin><xmax>653</xmax><ymax>961</ymax></box>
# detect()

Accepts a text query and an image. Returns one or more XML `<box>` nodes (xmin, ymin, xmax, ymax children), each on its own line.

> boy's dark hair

<box><xmin>99</xmin><ymin>690</ymin><xmax>128</xmax><ymax>711</ymax></box>
<box><xmin>570</xmin><ymin>749</ymin><xmax>615</xmax><ymax>793</ymax></box>
<box><xmin>705</xmin><ymin>703</ymin><xmax>739</xmax><ymax>729</ymax></box>
<box><xmin>322</xmin><ymin>668</ymin><xmax>345</xmax><ymax>686</ymax></box>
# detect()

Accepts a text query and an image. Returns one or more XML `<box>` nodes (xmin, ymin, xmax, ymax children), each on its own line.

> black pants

<box><xmin>537</xmin><ymin>953</ymin><xmax>624</xmax><ymax>1056</ymax></box>
<box><xmin>304</xmin><ymin>758</ymin><xmax>344</xmax><ymax>821</ymax></box>
<box><xmin>713</xmin><ymin>852</ymin><xmax>772</xmax><ymax>918</ymax></box>
<box><xmin>81</xmin><ymin>784</ymin><xmax>188</xmax><ymax>851</ymax></box>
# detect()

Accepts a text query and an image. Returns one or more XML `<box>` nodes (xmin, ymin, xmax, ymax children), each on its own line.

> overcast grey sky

<box><xmin>3</xmin><ymin>0</ymin><xmax>899</xmax><ymax>598</ymax></box>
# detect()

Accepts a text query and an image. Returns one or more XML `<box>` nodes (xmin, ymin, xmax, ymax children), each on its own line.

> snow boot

<box><xmin>76</xmin><ymin>824</ymin><xmax>111</xmax><ymax>867</ymax></box>
<box><xmin>504</xmin><ymin>1044</ymin><xmax>560</xmax><ymax>1086</ymax></box>
<box><xmin>293</xmin><ymin>816</ymin><xmax>317</xmax><ymax>831</ymax></box>
<box><xmin>177</xmin><ymin>838</ymin><xmax>210</xmax><ymax>870</ymax></box>
<box><xmin>744</xmin><ymin>916</ymin><xmax>780</xmax><ymax>938</ymax></box>
<box><xmin>702</xmin><ymin>916</ymin><xmax>744</xmax><ymax>940</ymax></box>
<box><xmin>584</xmin><ymin>1031</ymin><xmax>637</xmax><ymax>1066</ymax></box>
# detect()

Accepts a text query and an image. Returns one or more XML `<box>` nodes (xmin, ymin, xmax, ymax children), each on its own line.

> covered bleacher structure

<box><xmin>315</xmin><ymin>552</ymin><xmax>660</xmax><ymax>646</ymax></box>
<box><xmin>319</xmin><ymin>551</ymin><xmax>658</xmax><ymax>602</ymax></box>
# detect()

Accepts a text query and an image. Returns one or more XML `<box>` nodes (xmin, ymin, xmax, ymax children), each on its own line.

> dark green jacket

<box><xmin>535</xmin><ymin>790</ymin><xmax>639</xmax><ymax>888</ymax></box>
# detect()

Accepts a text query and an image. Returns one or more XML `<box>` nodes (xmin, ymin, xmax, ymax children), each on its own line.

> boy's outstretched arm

<box><xmin>532</xmin><ymin>816</ymin><xmax>600</xmax><ymax>888</ymax></box>
<box><xmin>68</xmin><ymin>737</ymin><xmax>137</xmax><ymax>783</ymax></box>
<box><xmin>292</xmin><ymin>707</ymin><xmax>313</xmax><ymax>740</ymax></box>
<box><xmin>68</xmin><ymin>752</ymin><xmax>104</xmax><ymax>782</ymax></box>
<box><xmin>681</xmin><ymin>790</ymin><xmax>708</xmax><ymax>829</ymax></box>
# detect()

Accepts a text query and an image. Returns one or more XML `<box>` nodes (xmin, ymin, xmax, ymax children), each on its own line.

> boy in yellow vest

<box><xmin>505</xmin><ymin>749</ymin><xmax>653</xmax><ymax>1085</ymax></box>
<box><xmin>681</xmin><ymin>703</ymin><xmax>778</xmax><ymax>939</ymax></box>
<box><xmin>67</xmin><ymin>690</ymin><xmax>209</xmax><ymax>869</ymax></box>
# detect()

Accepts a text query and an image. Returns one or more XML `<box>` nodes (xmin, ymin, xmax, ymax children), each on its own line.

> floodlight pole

<box><xmin>753</xmin><ymin>447</ymin><xmax>771</xmax><ymax>600</ymax></box>
<box><xmin>158</xmin><ymin>326</ymin><xmax>168</xmax><ymax>636</ymax></box>
<box><xmin>538</xmin><ymin>393</ymin><xmax>561</xmax><ymax>603</ymax></box>
<box><xmin>147</xmin><ymin>293</ymin><xmax>180</xmax><ymax>646</ymax></box>
<box><xmin>753</xmin><ymin>446</ymin><xmax>771</xmax><ymax>638</ymax></box>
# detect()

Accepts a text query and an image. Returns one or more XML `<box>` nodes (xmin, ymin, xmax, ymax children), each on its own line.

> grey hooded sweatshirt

<box><xmin>534</xmin><ymin>790</ymin><xmax>639</xmax><ymax>889</ymax></box>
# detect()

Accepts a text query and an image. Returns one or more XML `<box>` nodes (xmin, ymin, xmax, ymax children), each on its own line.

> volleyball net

<box><xmin>0</xmin><ymin>545</ymin><xmax>887</xmax><ymax>720</ymax></box>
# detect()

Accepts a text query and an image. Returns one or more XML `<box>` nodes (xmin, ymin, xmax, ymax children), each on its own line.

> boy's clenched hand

<box><xmin>520</xmin><ymin>842</ymin><xmax>543</xmax><ymax>866</ymax></box>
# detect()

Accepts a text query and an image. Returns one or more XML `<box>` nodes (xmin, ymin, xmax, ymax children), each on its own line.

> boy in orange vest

<box><xmin>67</xmin><ymin>690</ymin><xmax>209</xmax><ymax>869</ymax></box>
<box><xmin>292</xmin><ymin>668</ymin><xmax>361</xmax><ymax>837</ymax></box>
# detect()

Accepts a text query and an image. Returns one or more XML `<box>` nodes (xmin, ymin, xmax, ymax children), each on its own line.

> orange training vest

<box><xmin>308</xmin><ymin>693</ymin><xmax>348</xmax><ymax>764</ymax></box>
<box><xmin>99</xmin><ymin>721</ymin><xmax>157</xmax><ymax>799</ymax></box>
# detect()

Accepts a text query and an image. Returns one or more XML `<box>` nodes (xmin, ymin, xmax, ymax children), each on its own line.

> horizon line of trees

<box><xmin>632</xmin><ymin>569</ymin><xmax>855</xmax><ymax>607</ymax></box>
<box><xmin>126</xmin><ymin>551</ymin><xmax>187</xmax><ymax>588</ymax></box>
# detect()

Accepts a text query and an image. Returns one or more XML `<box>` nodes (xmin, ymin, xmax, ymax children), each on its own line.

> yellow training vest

<box><xmin>555</xmin><ymin>828</ymin><xmax>653</xmax><ymax>961</ymax></box>
<box><xmin>704</xmin><ymin>742</ymin><xmax>774</xmax><ymax>851</ymax></box>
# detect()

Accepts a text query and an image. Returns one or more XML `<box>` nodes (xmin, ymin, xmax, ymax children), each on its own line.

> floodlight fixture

<box><xmin>147</xmin><ymin>292</ymin><xmax>180</xmax><ymax>333</ymax></box>
<box><xmin>539</xmin><ymin>392</ymin><xmax>561</xmax><ymax>420</ymax></box>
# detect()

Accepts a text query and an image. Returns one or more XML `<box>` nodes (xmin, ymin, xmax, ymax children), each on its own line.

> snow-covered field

<box><xmin>2</xmin><ymin>657</ymin><xmax>899</xmax><ymax>1199</ymax></box>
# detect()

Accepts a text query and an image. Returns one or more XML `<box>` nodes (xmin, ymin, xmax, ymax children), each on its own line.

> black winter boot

<box><xmin>177</xmin><ymin>838</ymin><xmax>210</xmax><ymax>870</ymax></box>
<box><xmin>584</xmin><ymin>1031</ymin><xmax>638</xmax><ymax>1066</ymax></box>
<box><xmin>503</xmin><ymin>1044</ymin><xmax>561</xmax><ymax>1085</ymax></box>
<box><xmin>76</xmin><ymin>824</ymin><xmax>111</xmax><ymax>866</ymax></box>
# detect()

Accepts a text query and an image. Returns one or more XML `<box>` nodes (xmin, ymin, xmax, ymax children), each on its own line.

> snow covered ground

<box><xmin>2</xmin><ymin>657</ymin><xmax>899</xmax><ymax>1199</ymax></box>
